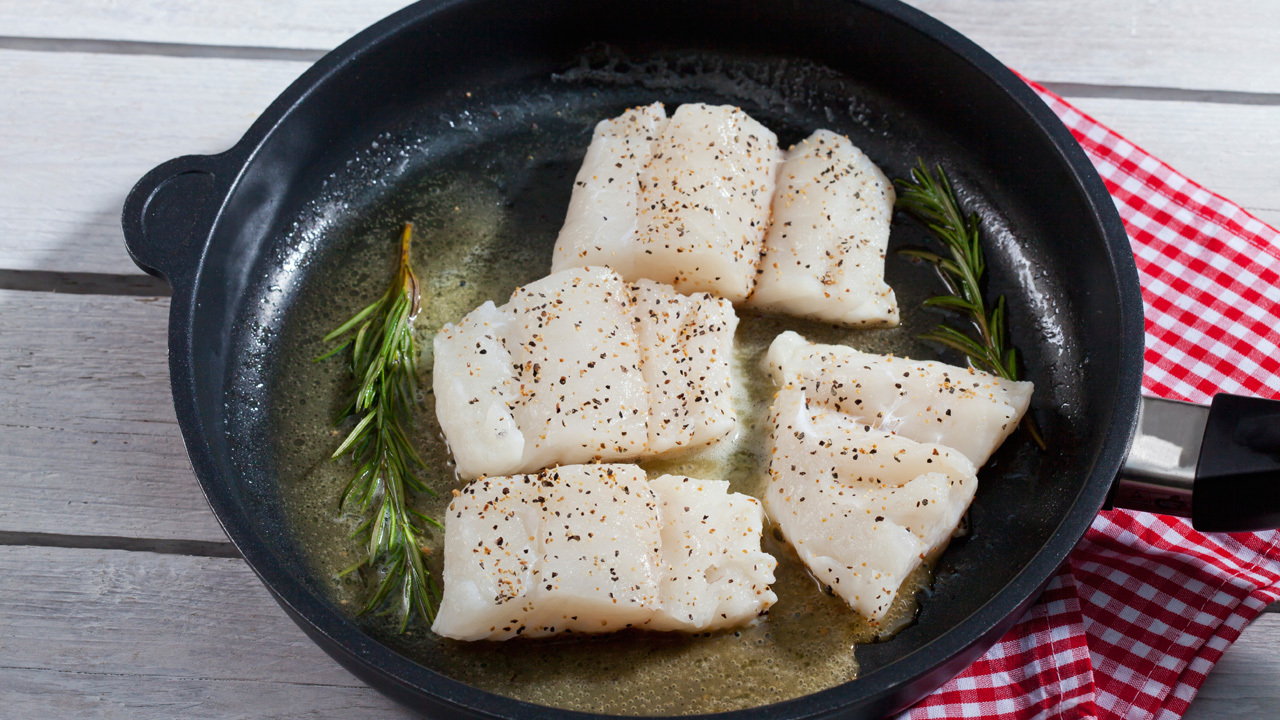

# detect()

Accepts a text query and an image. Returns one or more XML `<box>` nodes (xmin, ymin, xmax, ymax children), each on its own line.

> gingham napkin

<box><xmin>902</xmin><ymin>81</ymin><xmax>1280</xmax><ymax>720</ymax></box>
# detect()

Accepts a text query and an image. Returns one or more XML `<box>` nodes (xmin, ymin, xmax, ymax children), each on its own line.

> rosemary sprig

<box><xmin>895</xmin><ymin>161</ymin><xmax>1046</xmax><ymax>450</ymax></box>
<box><xmin>319</xmin><ymin>222</ymin><xmax>441</xmax><ymax>631</ymax></box>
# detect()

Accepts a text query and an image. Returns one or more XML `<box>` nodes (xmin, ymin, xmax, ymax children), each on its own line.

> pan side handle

<box><xmin>1113</xmin><ymin>394</ymin><xmax>1280</xmax><ymax>532</ymax></box>
<box><xmin>121</xmin><ymin>154</ymin><xmax>236</xmax><ymax>290</ymax></box>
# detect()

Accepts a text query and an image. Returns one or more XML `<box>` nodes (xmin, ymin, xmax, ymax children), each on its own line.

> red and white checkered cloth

<box><xmin>902</xmin><ymin>81</ymin><xmax>1280</xmax><ymax>720</ymax></box>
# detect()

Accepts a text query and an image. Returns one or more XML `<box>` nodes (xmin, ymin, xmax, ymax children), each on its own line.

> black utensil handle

<box><xmin>1193</xmin><ymin>393</ymin><xmax>1280</xmax><ymax>532</ymax></box>
<box><xmin>1113</xmin><ymin>394</ymin><xmax>1280</xmax><ymax>531</ymax></box>
<box><xmin>121</xmin><ymin>153</ymin><xmax>234</xmax><ymax>288</ymax></box>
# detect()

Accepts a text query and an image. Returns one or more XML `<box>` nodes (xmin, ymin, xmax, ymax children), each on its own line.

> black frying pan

<box><xmin>120</xmin><ymin>1</ymin><xmax>1280</xmax><ymax>717</ymax></box>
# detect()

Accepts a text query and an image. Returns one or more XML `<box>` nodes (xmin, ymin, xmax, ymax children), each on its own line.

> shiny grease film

<box><xmin>272</xmin><ymin>54</ymin><xmax>978</xmax><ymax>716</ymax></box>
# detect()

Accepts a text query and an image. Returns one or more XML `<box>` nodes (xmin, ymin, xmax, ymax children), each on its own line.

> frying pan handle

<box><xmin>1114</xmin><ymin>394</ymin><xmax>1280</xmax><ymax>531</ymax></box>
<box><xmin>121</xmin><ymin>153</ymin><xmax>234</xmax><ymax>289</ymax></box>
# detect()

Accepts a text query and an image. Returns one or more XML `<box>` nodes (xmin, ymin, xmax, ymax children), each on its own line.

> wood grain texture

<box><xmin>903</xmin><ymin>0</ymin><xmax>1280</xmax><ymax>95</ymax></box>
<box><xmin>0</xmin><ymin>669</ymin><xmax>409</xmax><ymax>720</ymax></box>
<box><xmin>4</xmin><ymin>1</ymin><xmax>1279</xmax><ymax>95</ymax></box>
<box><xmin>1</xmin><ymin>1</ymin><xmax>1278</xmax><ymax>714</ymax></box>
<box><xmin>0</xmin><ymin>544</ymin><xmax>414</xmax><ymax>719</ymax></box>
<box><xmin>0</xmin><ymin>543</ymin><xmax>1274</xmax><ymax>719</ymax></box>
<box><xmin>1069</xmin><ymin>96</ymin><xmax>1280</xmax><ymax>230</ymax></box>
<box><xmin>0</xmin><ymin>49</ymin><xmax>308</xmax><ymax>274</ymax></box>
<box><xmin>1184</xmin><ymin>613</ymin><xmax>1280</xmax><ymax>720</ymax></box>
<box><xmin>0</xmin><ymin>0</ymin><xmax>407</xmax><ymax>52</ymax></box>
<box><xmin>0</xmin><ymin>87</ymin><xmax>1276</xmax><ymax>542</ymax></box>
<box><xmin>0</xmin><ymin>290</ymin><xmax>224</xmax><ymax>542</ymax></box>
<box><xmin>1</xmin><ymin>48</ymin><xmax>1277</xmax><ymax>277</ymax></box>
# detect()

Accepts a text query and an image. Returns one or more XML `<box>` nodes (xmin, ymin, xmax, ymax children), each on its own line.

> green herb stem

<box><xmin>895</xmin><ymin>161</ymin><xmax>1046</xmax><ymax>450</ymax></box>
<box><xmin>320</xmin><ymin>223</ymin><xmax>440</xmax><ymax>631</ymax></box>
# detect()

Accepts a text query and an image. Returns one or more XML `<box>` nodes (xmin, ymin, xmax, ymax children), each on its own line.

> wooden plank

<box><xmin>3</xmin><ymin>1</ymin><xmax>1279</xmax><ymax>95</ymax></box>
<box><xmin>0</xmin><ymin>543</ymin><xmax>1274</xmax><ymax>718</ymax></box>
<box><xmin>1184</xmin><ymin>612</ymin><xmax>1280</xmax><ymax>720</ymax></box>
<box><xmin>1</xmin><ymin>284</ymin><xmax>1275</xmax><ymax>559</ymax></box>
<box><xmin>0</xmin><ymin>290</ymin><xmax>225</xmax><ymax>542</ymax></box>
<box><xmin>1068</xmin><ymin>96</ymin><xmax>1280</xmax><ymax>231</ymax></box>
<box><xmin>0</xmin><ymin>0</ymin><xmax>407</xmax><ymax>52</ymax></box>
<box><xmin>0</xmin><ymin>49</ymin><xmax>307</xmax><ymax>275</ymax></box>
<box><xmin>0</xmin><ymin>544</ymin><xmax>413</xmax><ymax>719</ymax></box>
<box><xmin>903</xmin><ymin>0</ymin><xmax>1280</xmax><ymax>96</ymax></box>
<box><xmin>8</xmin><ymin>240</ymin><xmax>1280</xmax><ymax>548</ymax></box>
<box><xmin>0</xmin><ymin>669</ymin><xmax>408</xmax><ymax>720</ymax></box>
<box><xmin>2</xmin><ymin>48</ymin><xmax>1277</xmax><ymax>278</ymax></box>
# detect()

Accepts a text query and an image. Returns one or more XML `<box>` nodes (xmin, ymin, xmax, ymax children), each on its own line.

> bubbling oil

<box><xmin>272</xmin><ymin>109</ymin><xmax>950</xmax><ymax>716</ymax></box>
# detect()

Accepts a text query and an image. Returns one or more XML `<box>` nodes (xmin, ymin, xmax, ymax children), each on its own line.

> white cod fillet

<box><xmin>552</xmin><ymin>103</ymin><xmax>781</xmax><ymax>303</ymax></box>
<box><xmin>429</xmin><ymin>300</ymin><xmax>524</xmax><ymax>478</ymax></box>
<box><xmin>432</xmin><ymin>465</ymin><xmax>777</xmax><ymax>640</ymax></box>
<box><xmin>748</xmin><ymin>130</ymin><xmax>898</xmax><ymax>326</ymax></box>
<box><xmin>552</xmin><ymin>103</ymin><xmax>669</xmax><ymax>278</ymax></box>
<box><xmin>648</xmin><ymin>474</ymin><xmax>777</xmax><ymax>632</ymax></box>
<box><xmin>764</xmin><ymin>386</ymin><xmax>977</xmax><ymax>622</ymax></box>
<box><xmin>633</xmin><ymin>103</ymin><xmax>780</xmax><ymax>302</ymax></box>
<box><xmin>630</xmin><ymin>279</ymin><xmax>738</xmax><ymax>454</ymax></box>
<box><xmin>766</xmin><ymin>331</ymin><xmax>1033</xmax><ymax>467</ymax></box>
<box><xmin>504</xmin><ymin>267</ymin><xmax>649</xmax><ymax>473</ymax></box>
<box><xmin>433</xmin><ymin>267</ymin><xmax>738</xmax><ymax>478</ymax></box>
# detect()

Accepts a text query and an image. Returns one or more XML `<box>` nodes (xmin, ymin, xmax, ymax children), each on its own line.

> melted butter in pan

<box><xmin>273</xmin><ymin>162</ymin><xmax>950</xmax><ymax>715</ymax></box>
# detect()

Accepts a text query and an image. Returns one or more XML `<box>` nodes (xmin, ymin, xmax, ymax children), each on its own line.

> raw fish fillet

<box><xmin>552</xmin><ymin>103</ymin><xmax>669</xmax><ymax>277</ymax></box>
<box><xmin>432</xmin><ymin>465</ymin><xmax>776</xmax><ymax>640</ymax></box>
<box><xmin>766</xmin><ymin>331</ymin><xmax>1033</xmax><ymax>466</ymax></box>
<box><xmin>633</xmin><ymin>104</ymin><xmax>781</xmax><ymax>302</ymax></box>
<box><xmin>630</xmin><ymin>279</ymin><xmax>738</xmax><ymax>454</ymax></box>
<box><xmin>433</xmin><ymin>267</ymin><xmax>738</xmax><ymax>478</ymax></box>
<box><xmin>764</xmin><ymin>386</ymin><xmax>977</xmax><ymax>622</ymax></box>
<box><xmin>432</xmin><ymin>464</ymin><xmax>659</xmax><ymax>640</ymax></box>
<box><xmin>552</xmin><ymin>103</ymin><xmax>780</xmax><ymax>303</ymax></box>
<box><xmin>748</xmin><ymin>130</ymin><xmax>898</xmax><ymax>326</ymax></box>
<box><xmin>430</xmin><ymin>300</ymin><xmax>524</xmax><ymax>478</ymax></box>
<box><xmin>648</xmin><ymin>474</ymin><xmax>777</xmax><ymax>632</ymax></box>
<box><xmin>504</xmin><ymin>267</ymin><xmax>650</xmax><ymax>472</ymax></box>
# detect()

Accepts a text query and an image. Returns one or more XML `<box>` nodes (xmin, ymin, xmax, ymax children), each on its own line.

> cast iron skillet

<box><xmin>119</xmin><ymin>0</ymin><xmax>1278</xmax><ymax>717</ymax></box>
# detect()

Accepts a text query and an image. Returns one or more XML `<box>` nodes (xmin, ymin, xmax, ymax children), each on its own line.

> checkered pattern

<box><xmin>901</xmin><ymin>81</ymin><xmax>1280</xmax><ymax>720</ymax></box>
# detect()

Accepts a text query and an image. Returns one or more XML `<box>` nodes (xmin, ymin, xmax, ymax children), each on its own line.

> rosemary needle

<box><xmin>895</xmin><ymin>161</ymin><xmax>1046</xmax><ymax>450</ymax></box>
<box><xmin>319</xmin><ymin>222</ymin><xmax>442</xmax><ymax>631</ymax></box>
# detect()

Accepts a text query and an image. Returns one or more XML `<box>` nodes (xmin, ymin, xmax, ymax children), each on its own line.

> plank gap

<box><xmin>0</xmin><ymin>664</ymin><xmax>365</xmax><ymax>691</ymax></box>
<box><xmin>0</xmin><ymin>34</ymin><xmax>326</xmax><ymax>62</ymax></box>
<box><xmin>5</xmin><ymin>34</ymin><xmax>1280</xmax><ymax>110</ymax></box>
<box><xmin>0</xmin><ymin>270</ymin><xmax>171</xmax><ymax>296</ymax></box>
<box><xmin>1045</xmin><ymin>81</ymin><xmax>1280</xmax><ymax>107</ymax></box>
<box><xmin>0</xmin><ymin>530</ymin><xmax>239</xmax><ymax>559</ymax></box>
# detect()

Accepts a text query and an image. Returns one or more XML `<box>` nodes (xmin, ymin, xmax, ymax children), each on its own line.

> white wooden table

<box><xmin>1</xmin><ymin>2</ymin><xmax>1277</xmax><ymax>717</ymax></box>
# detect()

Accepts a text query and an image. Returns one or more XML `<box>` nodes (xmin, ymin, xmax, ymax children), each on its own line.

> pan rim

<box><xmin>157</xmin><ymin>0</ymin><xmax>1145</xmax><ymax>717</ymax></box>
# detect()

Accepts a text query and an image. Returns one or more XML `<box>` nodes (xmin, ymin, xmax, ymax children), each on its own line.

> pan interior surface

<box><xmin>255</xmin><ymin>52</ymin><xmax>1080</xmax><ymax>715</ymax></box>
<box><xmin>187</xmin><ymin>2</ymin><xmax>1132</xmax><ymax>717</ymax></box>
